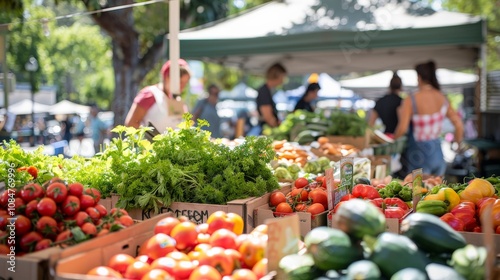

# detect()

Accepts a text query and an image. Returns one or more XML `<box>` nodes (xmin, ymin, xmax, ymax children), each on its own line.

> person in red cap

<box><xmin>125</xmin><ymin>59</ymin><xmax>191</xmax><ymax>132</ymax></box>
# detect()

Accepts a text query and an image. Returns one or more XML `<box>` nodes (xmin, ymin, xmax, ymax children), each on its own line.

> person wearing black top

<box><xmin>369</xmin><ymin>72</ymin><xmax>403</xmax><ymax>136</ymax></box>
<box><xmin>255</xmin><ymin>63</ymin><xmax>287</xmax><ymax>129</ymax></box>
<box><xmin>294</xmin><ymin>83</ymin><xmax>321</xmax><ymax>112</ymax></box>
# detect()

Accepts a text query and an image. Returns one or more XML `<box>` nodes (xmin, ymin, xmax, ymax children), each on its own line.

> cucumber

<box><xmin>400</xmin><ymin>213</ymin><xmax>467</xmax><ymax>254</ymax></box>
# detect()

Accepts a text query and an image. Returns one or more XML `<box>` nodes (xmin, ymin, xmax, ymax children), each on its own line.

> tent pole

<box><xmin>477</xmin><ymin>19</ymin><xmax>488</xmax><ymax>138</ymax></box>
<box><xmin>168</xmin><ymin>0</ymin><xmax>180</xmax><ymax>96</ymax></box>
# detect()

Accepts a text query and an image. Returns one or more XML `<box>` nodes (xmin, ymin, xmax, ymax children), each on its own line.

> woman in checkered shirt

<box><xmin>394</xmin><ymin>61</ymin><xmax>464</xmax><ymax>176</ymax></box>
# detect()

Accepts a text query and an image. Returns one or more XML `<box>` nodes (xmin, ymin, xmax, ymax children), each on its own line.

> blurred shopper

<box><xmin>192</xmin><ymin>84</ymin><xmax>222</xmax><ymax>138</ymax></box>
<box><xmin>294</xmin><ymin>83</ymin><xmax>321</xmax><ymax>112</ymax></box>
<box><xmin>88</xmin><ymin>105</ymin><xmax>108</xmax><ymax>154</ymax></box>
<box><xmin>252</xmin><ymin>63</ymin><xmax>287</xmax><ymax>135</ymax></box>
<box><xmin>394</xmin><ymin>61</ymin><xmax>464</xmax><ymax>176</ymax></box>
<box><xmin>369</xmin><ymin>71</ymin><xmax>403</xmax><ymax>137</ymax></box>
<box><xmin>125</xmin><ymin>59</ymin><xmax>191</xmax><ymax>133</ymax></box>
<box><xmin>60</xmin><ymin>117</ymin><xmax>73</xmax><ymax>144</ymax></box>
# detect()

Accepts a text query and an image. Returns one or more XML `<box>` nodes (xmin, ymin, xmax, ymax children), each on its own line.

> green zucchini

<box><xmin>334</xmin><ymin>199</ymin><xmax>386</xmax><ymax>240</ymax></box>
<box><xmin>355</xmin><ymin>177</ymin><xmax>371</xmax><ymax>185</ymax></box>
<box><xmin>279</xmin><ymin>253</ymin><xmax>323</xmax><ymax>280</ymax></box>
<box><xmin>390</xmin><ymin>268</ymin><xmax>427</xmax><ymax>280</ymax></box>
<box><xmin>306</xmin><ymin>227</ymin><xmax>363</xmax><ymax>271</ymax></box>
<box><xmin>369</xmin><ymin>232</ymin><xmax>428</xmax><ymax>278</ymax></box>
<box><xmin>345</xmin><ymin>260</ymin><xmax>382</xmax><ymax>280</ymax></box>
<box><xmin>426</xmin><ymin>263</ymin><xmax>465</xmax><ymax>280</ymax></box>
<box><xmin>400</xmin><ymin>213</ymin><xmax>467</xmax><ymax>254</ymax></box>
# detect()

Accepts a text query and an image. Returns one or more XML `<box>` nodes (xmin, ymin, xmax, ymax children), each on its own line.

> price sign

<box><xmin>375</xmin><ymin>165</ymin><xmax>386</xmax><ymax>180</ymax></box>
<box><xmin>412</xmin><ymin>168</ymin><xmax>423</xmax><ymax>212</ymax></box>
<box><xmin>325</xmin><ymin>168</ymin><xmax>335</xmax><ymax>210</ymax></box>
<box><xmin>265</xmin><ymin>214</ymin><xmax>300</xmax><ymax>273</ymax></box>
<box><xmin>340</xmin><ymin>157</ymin><xmax>354</xmax><ymax>192</ymax></box>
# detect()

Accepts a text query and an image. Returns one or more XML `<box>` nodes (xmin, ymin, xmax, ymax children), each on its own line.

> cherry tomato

<box><xmin>118</xmin><ymin>215</ymin><xmax>134</xmax><ymax>227</ymax></box>
<box><xmin>62</xmin><ymin>195</ymin><xmax>80</xmax><ymax>217</ymax></box>
<box><xmin>85</xmin><ymin>207</ymin><xmax>101</xmax><ymax>222</ymax></box>
<box><xmin>24</xmin><ymin>200</ymin><xmax>39</xmax><ymax>219</ymax></box>
<box><xmin>14</xmin><ymin>197</ymin><xmax>26</xmax><ymax>215</ymax></box>
<box><xmin>20</xmin><ymin>231</ymin><xmax>43</xmax><ymax>252</ymax></box>
<box><xmin>94</xmin><ymin>204</ymin><xmax>108</xmax><ymax>217</ymax></box>
<box><xmin>67</xmin><ymin>182</ymin><xmax>84</xmax><ymax>197</ymax></box>
<box><xmin>81</xmin><ymin>222</ymin><xmax>97</xmax><ymax>236</ymax></box>
<box><xmin>46</xmin><ymin>182</ymin><xmax>68</xmax><ymax>203</ymax></box>
<box><xmin>79</xmin><ymin>194</ymin><xmax>95</xmax><ymax>210</ymax></box>
<box><xmin>37</xmin><ymin>198</ymin><xmax>57</xmax><ymax>217</ymax></box>
<box><xmin>35</xmin><ymin>238</ymin><xmax>52</xmax><ymax>251</ymax></box>
<box><xmin>307</xmin><ymin>203</ymin><xmax>326</xmax><ymax>216</ymax></box>
<box><xmin>269</xmin><ymin>192</ymin><xmax>286</xmax><ymax>207</ymax></box>
<box><xmin>55</xmin><ymin>230</ymin><xmax>72</xmax><ymax>242</ymax></box>
<box><xmin>294</xmin><ymin>177</ymin><xmax>309</xmax><ymax>189</ymax></box>
<box><xmin>84</xmin><ymin>188</ymin><xmax>101</xmax><ymax>204</ymax></box>
<box><xmin>20</xmin><ymin>183</ymin><xmax>44</xmax><ymax>203</ymax></box>
<box><xmin>15</xmin><ymin>215</ymin><xmax>32</xmax><ymax>236</ymax></box>
<box><xmin>36</xmin><ymin>216</ymin><xmax>58</xmax><ymax>238</ymax></box>
<box><xmin>26</xmin><ymin>166</ymin><xmax>38</xmax><ymax>179</ymax></box>
<box><xmin>275</xmin><ymin>202</ymin><xmax>293</xmax><ymax>213</ymax></box>
<box><xmin>74</xmin><ymin>211</ymin><xmax>91</xmax><ymax>227</ymax></box>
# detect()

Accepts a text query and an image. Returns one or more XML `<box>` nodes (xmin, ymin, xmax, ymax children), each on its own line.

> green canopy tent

<box><xmin>171</xmin><ymin>0</ymin><xmax>486</xmax><ymax>75</ymax></box>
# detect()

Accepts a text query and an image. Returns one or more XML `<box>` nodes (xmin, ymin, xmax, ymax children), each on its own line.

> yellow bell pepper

<box><xmin>424</xmin><ymin>187</ymin><xmax>460</xmax><ymax>211</ymax></box>
<box><xmin>459</xmin><ymin>178</ymin><xmax>495</xmax><ymax>204</ymax></box>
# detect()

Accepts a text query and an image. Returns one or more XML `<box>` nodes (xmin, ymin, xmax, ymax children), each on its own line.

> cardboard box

<box><xmin>254</xmin><ymin>204</ymin><xmax>328</xmax><ymax>237</ymax></box>
<box><xmin>53</xmin><ymin>214</ymin><xmax>171</xmax><ymax>280</ymax></box>
<box><xmin>326</xmin><ymin>131</ymin><xmax>370</xmax><ymax>149</ymax></box>
<box><xmin>367</xmin><ymin>155</ymin><xmax>392</xmax><ymax>178</ymax></box>
<box><xmin>461</xmin><ymin>232</ymin><xmax>500</xmax><ymax>256</ymax></box>
<box><xmin>126</xmin><ymin>183</ymin><xmax>292</xmax><ymax>233</ymax></box>
<box><xmin>0</xmin><ymin>247</ymin><xmax>62</xmax><ymax>280</ymax></box>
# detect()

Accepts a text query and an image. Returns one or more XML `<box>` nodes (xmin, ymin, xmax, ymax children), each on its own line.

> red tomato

<box><xmin>269</xmin><ymin>192</ymin><xmax>286</xmax><ymax>207</ymax></box>
<box><xmin>20</xmin><ymin>231</ymin><xmax>43</xmax><ymax>252</ymax></box>
<box><xmin>309</xmin><ymin>189</ymin><xmax>328</xmax><ymax>210</ymax></box>
<box><xmin>0</xmin><ymin>215</ymin><xmax>9</xmax><ymax>231</ymax></box>
<box><xmin>15</xmin><ymin>215</ymin><xmax>32</xmax><ymax>236</ymax></box>
<box><xmin>238</xmin><ymin>236</ymin><xmax>266</xmax><ymax>269</ymax></box>
<box><xmin>294</xmin><ymin>203</ymin><xmax>307</xmax><ymax>212</ymax></box>
<box><xmin>189</xmin><ymin>265</ymin><xmax>222</xmax><ymax>280</ymax></box>
<box><xmin>26</xmin><ymin>166</ymin><xmax>38</xmax><ymax>179</ymax></box>
<box><xmin>74</xmin><ymin>211</ymin><xmax>91</xmax><ymax>227</ymax></box>
<box><xmin>307</xmin><ymin>203</ymin><xmax>325</xmax><ymax>216</ymax></box>
<box><xmin>275</xmin><ymin>202</ymin><xmax>293</xmax><ymax>213</ymax></box>
<box><xmin>25</xmin><ymin>200</ymin><xmax>39</xmax><ymax>219</ymax></box>
<box><xmin>36</xmin><ymin>216</ymin><xmax>58</xmax><ymax>238</ymax></box>
<box><xmin>154</xmin><ymin>217</ymin><xmax>180</xmax><ymax>236</ymax></box>
<box><xmin>79</xmin><ymin>194</ymin><xmax>95</xmax><ymax>210</ymax></box>
<box><xmin>67</xmin><ymin>182</ymin><xmax>84</xmax><ymax>197</ymax></box>
<box><xmin>62</xmin><ymin>196</ymin><xmax>80</xmax><ymax>217</ymax></box>
<box><xmin>315</xmin><ymin>176</ymin><xmax>327</xmax><ymax>188</ymax></box>
<box><xmin>110</xmin><ymin>208</ymin><xmax>129</xmax><ymax>217</ymax></box>
<box><xmin>139</xmin><ymin>233</ymin><xmax>177</xmax><ymax>260</ymax></box>
<box><xmin>294</xmin><ymin>177</ymin><xmax>309</xmax><ymax>189</ymax></box>
<box><xmin>94</xmin><ymin>204</ymin><xmax>108</xmax><ymax>217</ymax></box>
<box><xmin>0</xmin><ymin>244</ymin><xmax>10</xmax><ymax>255</ymax></box>
<box><xmin>209</xmin><ymin>229</ymin><xmax>238</xmax><ymax>250</ymax></box>
<box><xmin>141</xmin><ymin>268</ymin><xmax>174</xmax><ymax>280</ymax></box>
<box><xmin>170</xmin><ymin>221</ymin><xmax>199</xmax><ymax>251</ymax></box>
<box><xmin>84</xmin><ymin>188</ymin><xmax>101</xmax><ymax>204</ymax></box>
<box><xmin>35</xmin><ymin>238</ymin><xmax>52</xmax><ymax>251</ymax></box>
<box><xmin>37</xmin><ymin>198</ymin><xmax>57</xmax><ymax>216</ymax></box>
<box><xmin>55</xmin><ymin>230</ymin><xmax>72</xmax><ymax>242</ymax></box>
<box><xmin>20</xmin><ymin>183</ymin><xmax>44</xmax><ymax>203</ymax></box>
<box><xmin>232</xmin><ymin>269</ymin><xmax>258</xmax><ymax>280</ymax></box>
<box><xmin>15</xmin><ymin>197</ymin><xmax>26</xmax><ymax>215</ymax></box>
<box><xmin>97</xmin><ymin>229</ymin><xmax>109</xmax><ymax>237</ymax></box>
<box><xmin>198</xmin><ymin>247</ymin><xmax>234</xmax><ymax>276</ymax></box>
<box><xmin>118</xmin><ymin>215</ymin><xmax>134</xmax><ymax>227</ymax></box>
<box><xmin>0</xmin><ymin>191</ymin><xmax>10</xmax><ymax>208</ymax></box>
<box><xmin>46</xmin><ymin>182</ymin><xmax>68</xmax><ymax>203</ymax></box>
<box><xmin>252</xmin><ymin>258</ymin><xmax>268</xmax><ymax>279</ymax></box>
<box><xmin>384</xmin><ymin>207</ymin><xmax>407</xmax><ymax>220</ymax></box>
<box><xmin>85</xmin><ymin>207</ymin><xmax>101</xmax><ymax>222</ymax></box>
<box><xmin>108</xmin><ymin>253</ymin><xmax>136</xmax><ymax>275</ymax></box>
<box><xmin>81</xmin><ymin>222</ymin><xmax>97</xmax><ymax>236</ymax></box>
<box><xmin>290</xmin><ymin>188</ymin><xmax>308</xmax><ymax>202</ymax></box>
<box><xmin>87</xmin><ymin>266</ymin><xmax>123</xmax><ymax>278</ymax></box>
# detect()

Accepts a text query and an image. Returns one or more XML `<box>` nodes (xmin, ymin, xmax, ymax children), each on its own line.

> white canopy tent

<box><xmin>49</xmin><ymin>100</ymin><xmax>90</xmax><ymax>115</ymax></box>
<box><xmin>219</xmin><ymin>82</ymin><xmax>258</xmax><ymax>100</ymax></box>
<box><xmin>0</xmin><ymin>99</ymin><xmax>51</xmax><ymax>115</ymax></box>
<box><xmin>340</xmin><ymin>68</ymin><xmax>478</xmax><ymax>99</ymax></box>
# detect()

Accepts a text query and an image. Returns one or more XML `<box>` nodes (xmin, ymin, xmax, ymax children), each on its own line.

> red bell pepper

<box><xmin>370</xmin><ymin>198</ymin><xmax>384</xmax><ymax>208</ymax></box>
<box><xmin>440</xmin><ymin>213</ymin><xmax>465</xmax><ymax>231</ymax></box>
<box><xmin>340</xmin><ymin>194</ymin><xmax>355</xmax><ymax>202</ymax></box>
<box><xmin>477</xmin><ymin>197</ymin><xmax>496</xmax><ymax>218</ymax></box>
<box><xmin>473</xmin><ymin>226</ymin><xmax>482</xmax><ymax>233</ymax></box>
<box><xmin>384</xmin><ymin>207</ymin><xmax>406</xmax><ymax>220</ymax></box>
<box><xmin>352</xmin><ymin>184</ymin><xmax>381</xmax><ymax>200</ymax></box>
<box><xmin>496</xmin><ymin>226</ymin><xmax>500</xmax><ymax>234</ymax></box>
<box><xmin>459</xmin><ymin>200</ymin><xmax>476</xmax><ymax>210</ymax></box>
<box><xmin>451</xmin><ymin>203</ymin><xmax>477</xmax><ymax>231</ymax></box>
<box><xmin>384</xmin><ymin>197</ymin><xmax>409</xmax><ymax>211</ymax></box>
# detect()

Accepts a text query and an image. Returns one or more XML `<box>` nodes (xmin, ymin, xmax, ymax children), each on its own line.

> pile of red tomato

<box><xmin>268</xmin><ymin>176</ymin><xmax>330</xmax><ymax>215</ymax></box>
<box><xmin>0</xmin><ymin>177</ymin><xmax>134</xmax><ymax>255</ymax></box>
<box><xmin>86</xmin><ymin>211</ymin><xmax>268</xmax><ymax>280</ymax></box>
